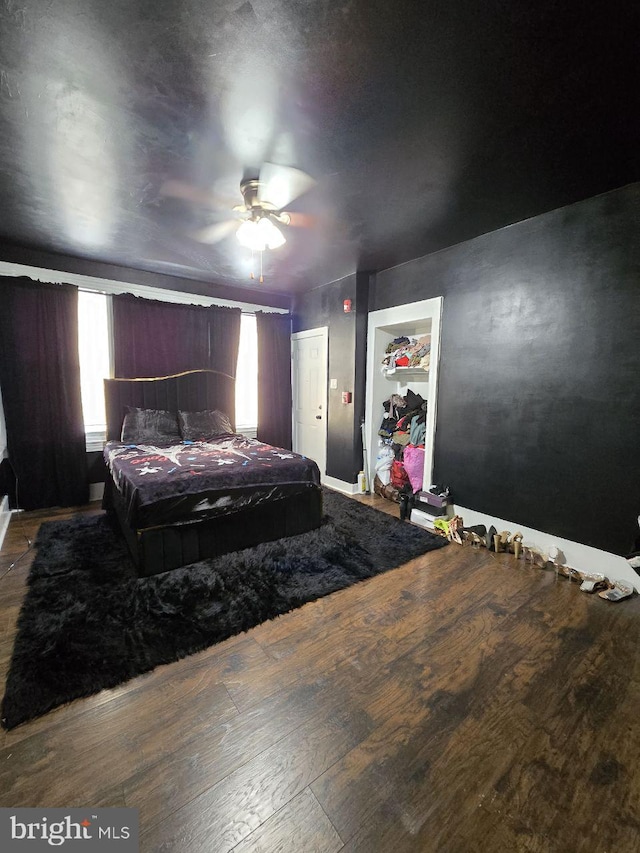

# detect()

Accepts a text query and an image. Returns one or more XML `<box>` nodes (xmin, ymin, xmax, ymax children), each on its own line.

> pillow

<box><xmin>121</xmin><ymin>407</ymin><xmax>181</xmax><ymax>444</ymax></box>
<box><xmin>178</xmin><ymin>409</ymin><xmax>234</xmax><ymax>441</ymax></box>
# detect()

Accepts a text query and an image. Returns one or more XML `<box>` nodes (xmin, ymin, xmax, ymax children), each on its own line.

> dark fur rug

<box><xmin>1</xmin><ymin>489</ymin><xmax>447</xmax><ymax>729</ymax></box>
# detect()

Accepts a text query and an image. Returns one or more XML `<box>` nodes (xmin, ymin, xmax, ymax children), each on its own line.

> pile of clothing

<box><xmin>374</xmin><ymin>388</ymin><xmax>427</xmax><ymax>502</ymax></box>
<box><xmin>381</xmin><ymin>335</ymin><xmax>431</xmax><ymax>374</ymax></box>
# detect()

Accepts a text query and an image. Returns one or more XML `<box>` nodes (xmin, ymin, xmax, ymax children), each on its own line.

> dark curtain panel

<box><xmin>0</xmin><ymin>277</ymin><xmax>88</xmax><ymax>509</ymax></box>
<box><xmin>256</xmin><ymin>312</ymin><xmax>292</xmax><ymax>449</ymax></box>
<box><xmin>113</xmin><ymin>294</ymin><xmax>211</xmax><ymax>378</ymax></box>
<box><xmin>113</xmin><ymin>295</ymin><xmax>241</xmax><ymax>379</ymax></box>
<box><xmin>208</xmin><ymin>305</ymin><xmax>242</xmax><ymax>379</ymax></box>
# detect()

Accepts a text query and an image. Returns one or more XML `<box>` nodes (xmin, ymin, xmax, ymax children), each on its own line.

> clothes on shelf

<box><xmin>382</xmin><ymin>335</ymin><xmax>431</xmax><ymax>375</ymax></box>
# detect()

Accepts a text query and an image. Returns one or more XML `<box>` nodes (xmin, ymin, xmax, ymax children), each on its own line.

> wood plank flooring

<box><xmin>1</xmin><ymin>494</ymin><xmax>640</xmax><ymax>852</ymax></box>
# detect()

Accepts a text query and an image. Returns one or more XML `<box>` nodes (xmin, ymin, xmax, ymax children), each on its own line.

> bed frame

<box><xmin>103</xmin><ymin>369</ymin><xmax>323</xmax><ymax>576</ymax></box>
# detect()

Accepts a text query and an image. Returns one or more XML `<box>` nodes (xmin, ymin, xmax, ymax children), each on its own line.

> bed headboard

<box><xmin>104</xmin><ymin>369</ymin><xmax>236</xmax><ymax>441</ymax></box>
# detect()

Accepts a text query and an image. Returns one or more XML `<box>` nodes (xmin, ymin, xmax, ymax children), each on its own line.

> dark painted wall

<box><xmin>370</xmin><ymin>183</ymin><xmax>640</xmax><ymax>555</ymax></box>
<box><xmin>0</xmin><ymin>386</ymin><xmax>6</xmax><ymax>508</ymax></box>
<box><xmin>293</xmin><ymin>273</ymin><xmax>369</xmax><ymax>483</ymax></box>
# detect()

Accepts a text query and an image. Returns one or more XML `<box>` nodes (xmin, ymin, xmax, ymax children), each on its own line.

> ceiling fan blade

<box><xmin>160</xmin><ymin>180</ymin><xmax>237</xmax><ymax>210</ymax></box>
<box><xmin>277</xmin><ymin>211</ymin><xmax>316</xmax><ymax>228</ymax></box>
<box><xmin>190</xmin><ymin>220</ymin><xmax>239</xmax><ymax>244</ymax></box>
<box><xmin>160</xmin><ymin>180</ymin><xmax>214</xmax><ymax>204</ymax></box>
<box><xmin>258</xmin><ymin>163</ymin><xmax>316</xmax><ymax>210</ymax></box>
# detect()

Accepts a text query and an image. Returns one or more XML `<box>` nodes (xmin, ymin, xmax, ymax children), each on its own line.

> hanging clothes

<box><xmin>377</xmin><ymin>387</ymin><xmax>428</xmax><ymax>499</ymax></box>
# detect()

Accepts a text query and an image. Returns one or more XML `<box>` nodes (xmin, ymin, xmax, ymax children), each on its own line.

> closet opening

<box><xmin>364</xmin><ymin>298</ymin><xmax>443</xmax><ymax>522</ymax></box>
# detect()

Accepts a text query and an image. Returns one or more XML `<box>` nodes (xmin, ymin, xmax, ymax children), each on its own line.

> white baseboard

<box><xmin>322</xmin><ymin>475</ymin><xmax>360</xmax><ymax>496</ymax></box>
<box><xmin>411</xmin><ymin>504</ymin><xmax>639</xmax><ymax>592</ymax></box>
<box><xmin>0</xmin><ymin>495</ymin><xmax>11</xmax><ymax>551</ymax></box>
<box><xmin>89</xmin><ymin>482</ymin><xmax>105</xmax><ymax>503</ymax></box>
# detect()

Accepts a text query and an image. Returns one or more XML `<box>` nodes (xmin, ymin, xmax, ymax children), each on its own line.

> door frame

<box><xmin>291</xmin><ymin>326</ymin><xmax>328</xmax><ymax>478</ymax></box>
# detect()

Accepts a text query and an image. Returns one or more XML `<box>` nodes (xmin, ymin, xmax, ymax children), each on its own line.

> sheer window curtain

<box><xmin>0</xmin><ymin>277</ymin><xmax>88</xmax><ymax>509</ymax></box>
<box><xmin>256</xmin><ymin>312</ymin><xmax>293</xmax><ymax>449</ymax></box>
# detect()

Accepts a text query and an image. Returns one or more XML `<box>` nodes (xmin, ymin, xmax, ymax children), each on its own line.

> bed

<box><xmin>102</xmin><ymin>369</ymin><xmax>323</xmax><ymax>576</ymax></box>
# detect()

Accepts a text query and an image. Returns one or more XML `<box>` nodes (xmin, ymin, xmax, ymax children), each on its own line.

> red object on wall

<box><xmin>341</xmin><ymin>391</ymin><xmax>352</xmax><ymax>404</ymax></box>
<box><xmin>343</xmin><ymin>298</ymin><xmax>352</xmax><ymax>313</ymax></box>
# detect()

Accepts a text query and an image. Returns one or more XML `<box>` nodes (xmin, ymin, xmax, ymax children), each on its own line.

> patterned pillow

<box><xmin>121</xmin><ymin>408</ymin><xmax>181</xmax><ymax>444</ymax></box>
<box><xmin>178</xmin><ymin>410</ymin><xmax>234</xmax><ymax>441</ymax></box>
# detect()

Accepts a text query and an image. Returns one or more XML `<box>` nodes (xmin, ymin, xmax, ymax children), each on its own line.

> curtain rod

<box><xmin>0</xmin><ymin>261</ymin><xmax>289</xmax><ymax>315</ymax></box>
<box><xmin>78</xmin><ymin>288</ymin><xmax>263</xmax><ymax>317</ymax></box>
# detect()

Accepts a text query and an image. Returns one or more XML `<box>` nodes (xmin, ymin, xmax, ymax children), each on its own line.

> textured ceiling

<box><xmin>0</xmin><ymin>0</ymin><xmax>638</xmax><ymax>297</ymax></box>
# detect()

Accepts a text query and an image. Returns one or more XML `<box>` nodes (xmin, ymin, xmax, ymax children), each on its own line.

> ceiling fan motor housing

<box><xmin>240</xmin><ymin>178</ymin><xmax>277</xmax><ymax>214</ymax></box>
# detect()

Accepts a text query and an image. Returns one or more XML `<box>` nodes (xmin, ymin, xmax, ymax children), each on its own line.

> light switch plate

<box><xmin>330</xmin><ymin>378</ymin><xmax>338</xmax><ymax>389</ymax></box>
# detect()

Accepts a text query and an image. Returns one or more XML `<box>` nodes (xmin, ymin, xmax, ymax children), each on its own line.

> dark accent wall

<box><xmin>370</xmin><ymin>183</ymin><xmax>640</xmax><ymax>555</ymax></box>
<box><xmin>293</xmin><ymin>273</ymin><xmax>369</xmax><ymax>483</ymax></box>
<box><xmin>0</xmin><ymin>458</ymin><xmax>15</xmax><ymax>508</ymax></box>
<box><xmin>0</xmin><ymin>387</ymin><xmax>6</xmax><ymax>508</ymax></box>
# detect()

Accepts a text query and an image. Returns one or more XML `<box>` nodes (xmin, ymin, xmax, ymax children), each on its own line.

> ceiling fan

<box><xmin>160</xmin><ymin>163</ymin><xmax>316</xmax><ymax>257</ymax></box>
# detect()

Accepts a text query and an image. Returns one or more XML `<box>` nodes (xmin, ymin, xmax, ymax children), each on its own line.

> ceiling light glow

<box><xmin>236</xmin><ymin>216</ymin><xmax>286</xmax><ymax>251</ymax></box>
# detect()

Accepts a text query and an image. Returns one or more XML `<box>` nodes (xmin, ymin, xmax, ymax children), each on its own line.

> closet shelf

<box><xmin>382</xmin><ymin>367</ymin><xmax>430</xmax><ymax>379</ymax></box>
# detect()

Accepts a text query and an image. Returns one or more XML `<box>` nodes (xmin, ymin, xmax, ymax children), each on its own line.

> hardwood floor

<box><xmin>1</xmin><ymin>494</ymin><xmax>640</xmax><ymax>851</ymax></box>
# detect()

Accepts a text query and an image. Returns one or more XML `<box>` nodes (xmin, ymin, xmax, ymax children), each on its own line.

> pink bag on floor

<box><xmin>403</xmin><ymin>444</ymin><xmax>425</xmax><ymax>492</ymax></box>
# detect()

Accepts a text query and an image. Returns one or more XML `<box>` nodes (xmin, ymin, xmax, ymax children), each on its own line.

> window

<box><xmin>78</xmin><ymin>290</ymin><xmax>110</xmax><ymax>448</ymax></box>
<box><xmin>77</xmin><ymin>293</ymin><xmax>259</xmax><ymax>444</ymax></box>
<box><xmin>236</xmin><ymin>313</ymin><xmax>258</xmax><ymax>435</ymax></box>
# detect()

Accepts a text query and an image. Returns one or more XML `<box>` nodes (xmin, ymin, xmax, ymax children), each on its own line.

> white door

<box><xmin>292</xmin><ymin>327</ymin><xmax>328</xmax><ymax>477</ymax></box>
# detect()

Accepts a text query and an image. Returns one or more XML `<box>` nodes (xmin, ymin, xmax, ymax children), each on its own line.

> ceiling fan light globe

<box><xmin>256</xmin><ymin>216</ymin><xmax>286</xmax><ymax>249</ymax></box>
<box><xmin>236</xmin><ymin>219</ymin><xmax>265</xmax><ymax>250</ymax></box>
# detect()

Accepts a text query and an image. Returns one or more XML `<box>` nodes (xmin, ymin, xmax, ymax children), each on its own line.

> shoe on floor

<box><xmin>598</xmin><ymin>580</ymin><xmax>634</xmax><ymax>602</ymax></box>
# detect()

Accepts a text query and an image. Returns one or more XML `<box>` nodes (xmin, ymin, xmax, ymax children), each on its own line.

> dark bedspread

<box><xmin>104</xmin><ymin>436</ymin><xmax>321</xmax><ymax>529</ymax></box>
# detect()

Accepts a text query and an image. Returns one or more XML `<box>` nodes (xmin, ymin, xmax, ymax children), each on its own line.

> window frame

<box><xmin>78</xmin><ymin>289</ymin><xmax>113</xmax><ymax>451</ymax></box>
<box><xmin>77</xmin><ymin>294</ymin><xmax>260</xmax><ymax>448</ymax></box>
<box><xmin>235</xmin><ymin>313</ymin><xmax>258</xmax><ymax>436</ymax></box>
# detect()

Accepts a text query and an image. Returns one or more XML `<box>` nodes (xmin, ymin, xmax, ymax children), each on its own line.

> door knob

<box><xmin>315</xmin><ymin>415</ymin><xmax>322</xmax><ymax>420</ymax></box>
